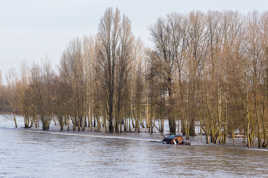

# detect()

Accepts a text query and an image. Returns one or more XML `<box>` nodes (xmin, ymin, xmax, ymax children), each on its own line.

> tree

<box><xmin>150</xmin><ymin>14</ymin><xmax>187</xmax><ymax>134</ymax></box>
<box><xmin>96</xmin><ymin>8</ymin><xmax>134</xmax><ymax>133</ymax></box>
<box><xmin>5</xmin><ymin>69</ymin><xmax>18</xmax><ymax>128</ymax></box>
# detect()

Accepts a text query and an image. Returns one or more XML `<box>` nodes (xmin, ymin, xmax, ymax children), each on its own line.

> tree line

<box><xmin>0</xmin><ymin>8</ymin><xmax>268</xmax><ymax>148</ymax></box>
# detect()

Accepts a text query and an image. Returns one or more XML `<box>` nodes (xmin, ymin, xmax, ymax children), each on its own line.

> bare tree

<box><xmin>96</xmin><ymin>8</ymin><xmax>134</xmax><ymax>133</ymax></box>
<box><xmin>5</xmin><ymin>69</ymin><xmax>18</xmax><ymax>128</ymax></box>
<box><xmin>150</xmin><ymin>14</ymin><xmax>187</xmax><ymax>134</ymax></box>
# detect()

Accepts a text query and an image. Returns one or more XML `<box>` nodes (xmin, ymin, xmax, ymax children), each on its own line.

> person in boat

<box><xmin>162</xmin><ymin>134</ymin><xmax>190</xmax><ymax>145</ymax></box>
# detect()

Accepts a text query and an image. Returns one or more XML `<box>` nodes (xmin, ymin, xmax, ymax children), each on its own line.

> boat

<box><xmin>162</xmin><ymin>134</ymin><xmax>190</xmax><ymax>145</ymax></box>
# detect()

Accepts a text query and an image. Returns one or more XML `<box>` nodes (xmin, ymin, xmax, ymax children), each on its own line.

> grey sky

<box><xmin>0</xmin><ymin>0</ymin><xmax>267</xmax><ymax>78</ymax></box>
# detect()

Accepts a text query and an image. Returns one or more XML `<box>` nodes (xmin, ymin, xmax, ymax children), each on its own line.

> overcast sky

<box><xmin>0</xmin><ymin>0</ymin><xmax>267</xmax><ymax>78</ymax></box>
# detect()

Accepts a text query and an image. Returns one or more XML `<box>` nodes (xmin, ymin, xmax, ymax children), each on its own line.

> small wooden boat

<box><xmin>162</xmin><ymin>135</ymin><xmax>190</xmax><ymax>145</ymax></box>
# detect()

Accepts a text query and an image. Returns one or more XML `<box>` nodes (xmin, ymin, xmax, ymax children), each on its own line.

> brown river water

<box><xmin>0</xmin><ymin>115</ymin><xmax>268</xmax><ymax>178</ymax></box>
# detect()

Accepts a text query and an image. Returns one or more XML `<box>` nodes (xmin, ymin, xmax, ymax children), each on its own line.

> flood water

<box><xmin>0</xmin><ymin>115</ymin><xmax>268</xmax><ymax>178</ymax></box>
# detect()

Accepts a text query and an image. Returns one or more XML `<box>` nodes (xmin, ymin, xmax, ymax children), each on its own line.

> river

<box><xmin>0</xmin><ymin>115</ymin><xmax>268</xmax><ymax>178</ymax></box>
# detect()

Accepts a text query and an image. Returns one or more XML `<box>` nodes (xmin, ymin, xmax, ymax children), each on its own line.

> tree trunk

<box><xmin>13</xmin><ymin>114</ymin><xmax>17</xmax><ymax>128</ymax></box>
<box><xmin>41</xmin><ymin>115</ymin><xmax>50</xmax><ymax>131</ymax></box>
<box><xmin>59</xmin><ymin>116</ymin><xmax>64</xmax><ymax>131</ymax></box>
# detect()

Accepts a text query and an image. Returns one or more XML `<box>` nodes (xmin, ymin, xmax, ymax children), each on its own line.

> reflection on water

<box><xmin>0</xmin><ymin>128</ymin><xmax>268</xmax><ymax>178</ymax></box>
<box><xmin>0</xmin><ymin>115</ymin><xmax>268</xmax><ymax>177</ymax></box>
